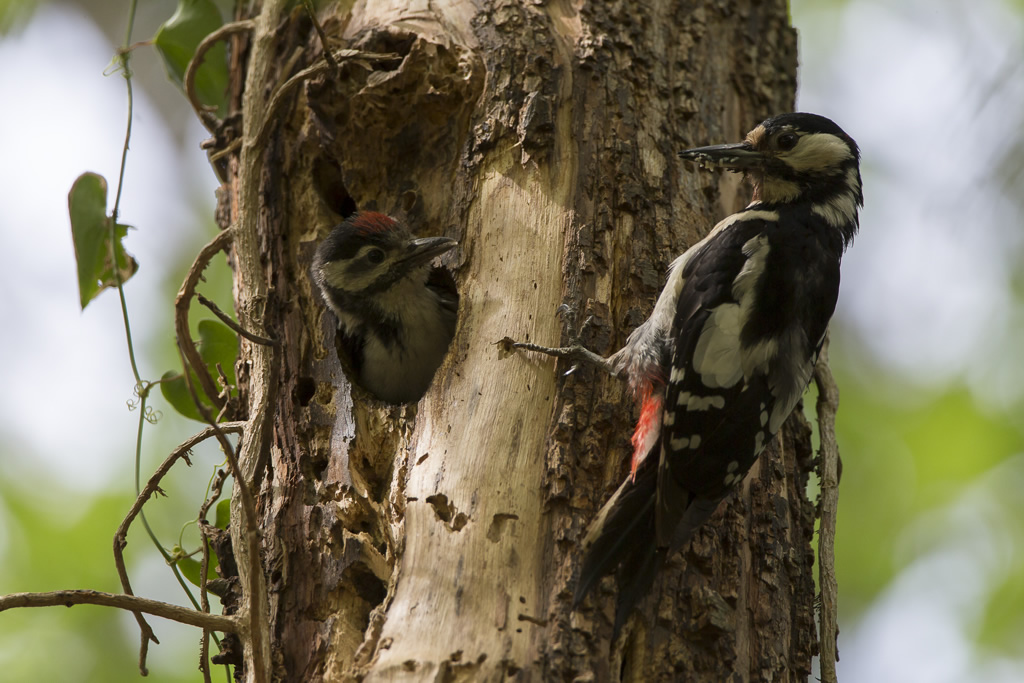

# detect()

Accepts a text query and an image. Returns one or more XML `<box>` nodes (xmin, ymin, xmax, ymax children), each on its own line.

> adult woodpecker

<box><xmin>312</xmin><ymin>211</ymin><xmax>459</xmax><ymax>404</ymax></box>
<box><xmin>507</xmin><ymin>112</ymin><xmax>862</xmax><ymax>632</ymax></box>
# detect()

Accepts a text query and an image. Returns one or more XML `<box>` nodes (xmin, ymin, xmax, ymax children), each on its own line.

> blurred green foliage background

<box><xmin>1</xmin><ymin>0</ymin><xmax>1023</xmax><ymax>681</ymax></box>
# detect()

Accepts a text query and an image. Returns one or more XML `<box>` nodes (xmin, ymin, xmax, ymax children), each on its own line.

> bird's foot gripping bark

<box><xmin>497</xmin><ymin>304</ymin><xmax>618</xmax><ymax>377</ymax></box>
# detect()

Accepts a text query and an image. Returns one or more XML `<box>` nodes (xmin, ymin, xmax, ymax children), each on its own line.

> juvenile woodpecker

<box><xmin>312</xmin><ymin>211</ymin><xmax>459</xmax><ymax>404</ymax></box>
<box><xmin>509</xmin><ymin>112</ymin><xmax>862</xmax><ymax>632</ymax></box>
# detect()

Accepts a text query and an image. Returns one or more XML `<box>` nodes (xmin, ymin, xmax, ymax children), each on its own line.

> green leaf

<box><xmin>215</xmin><ymin>498</ymin><xmax>230</xmax><ymax>530</ymax></box>
<box><xmin>153</xmin><ymin>0</ymin><xmax>228</xmax><ymax>117</ymax></box>
<box><xmin>197</xmin><ymin>319</ymin><xmax>238</xmax><ymax>387</ymax></box>
<box><xmin>68</xmin><ymin>172</ymin><xmax>138</xmax><ymax>310</ymax></box>
<box><xmin>160</xmin><ymin>369</ymin><xmax>205</xmax><ymax>422</ymax></box>
<box><xmin>160</xmin><ymin>319</ymin><xmax>239</xmax><ymax>421</ymax></box>
<box><xmin>174</xmin><ymin>544</ymin><xmax>219</xmax><ymax>587</ymax></box>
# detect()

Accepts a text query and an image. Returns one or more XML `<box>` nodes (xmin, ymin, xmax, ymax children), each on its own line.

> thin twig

<box><xmin>200</xmin><ymin>470</ymin><xmax>232</xmax><ymax>683</ymax></box>
<box><xmin>115</xmin><ymin>39</ymin><xmax>153</xmax><ymax>55</ymax></box>
<box><xmin>123</xmin><ymin>389</ymin><xmax>210</xmax><ymax>670</ymax></box>
<box><xmin>184</xmin><ymin>20</ymin><xmax>256</xmax><ymax>131</ymax></box>
<box><xmin>176</xmin><ymin>350</ymin><xmax>258</xmax><ymax>536</ymax></box>
<box><xmin>200</xmin><ymin>630</ymin><xmax>213</xmax><ymax>683</ymax></box>
<box><xmin>176</xmin><ymin>229</ymin><xmax>234</xmax><ymax>415</ymax></box>
<box><xmin>303</xmin><ymin>0</ymin><xmax>338</xmax><ymax>71</ymax></box>
<box><xmin>198</xmin><ymin>470</ymin><xmax>227</xmax><ymax>618</ymax></box>
<box><xmin>252</xmin><ymin>49</ymin><xmax>398</xmax><ymax>150</ymax></box>
<box><xmin>176</xmin><ymin>346</ymin><xmax>264</xmax><ymax>679</ymax></box>
<box><xmin>814</xmin><ymin>335</ymin><xmax>841</xmax><ymax>683</ymax></box>
<box><xmin>199</xmin><ymin>527</ymin><xmax>213</xmax><ymax>683</ymax></box>
<box><xmin>200</xmin><ymin>469</ymin><xmax>229</xmax><ymax>523</ymax></box>
<box><xmin>0</xmin><ymin>590</ymin><xmax>238</xmax><ymax>632</ymax></box>
<box><xmin>198</xmin><ymin>293</ymin><xmax>278</xmax><ymax>346</ymax></box>
<box><xmin>198</xmin><ymin>468</ymin><xmax>227</xmax><ymax>682</ymax></box>
<box><xmin>214</xmin><ymin>363</ymin><xmax>232</xmax><ymax>407</ymax></box>
<box><xmin>113</xmin><ymin>422</ymin><xmax>245</xmax><ymax>627</ymax></box>
<box><xmin>209</xmin><ymin>138</ymin><xmax>242</xmax><ymax>163</ymax></box>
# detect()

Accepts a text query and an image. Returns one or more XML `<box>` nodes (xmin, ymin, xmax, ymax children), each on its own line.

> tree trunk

<box><xmin>224</xmin><ymin>0</ymin><xmax>813</xmax><ymax>680</ymax></box>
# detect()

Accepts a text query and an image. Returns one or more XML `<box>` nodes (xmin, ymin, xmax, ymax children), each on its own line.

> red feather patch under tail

<box><xmin>630</xmin><ymin>385</ymin><xmax>663</xmax><ymax>480</ymax></box>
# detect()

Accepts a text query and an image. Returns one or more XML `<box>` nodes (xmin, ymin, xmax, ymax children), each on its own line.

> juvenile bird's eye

<box><xmin>366</xmin><ymin>248</ymin><xmax>386</xmax><ymax>264</ymax></box>
<box><xmin>777</xmin><ymin>132</ymin><xmax>798</xmax><ymax>150</ymax></box>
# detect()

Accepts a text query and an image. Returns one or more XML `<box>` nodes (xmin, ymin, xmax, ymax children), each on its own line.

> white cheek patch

<box><xmin>783</xmin><ymin>133</ymin><xmax>853</xmax><ymax>172</ymax></box>
<box><xmin>812</xmin><ymin>166</ymin><xmax>862</xmax><ymax>227</ymax></box>
<box><xmin>812</xmin><ymin>192</ymin><xmax>859</xmax><ymax>228</ymax></box>
<box><xmin>845</xmin><ymin>166</ymin><xmax>861</xmax><ymax>193</ymax></box>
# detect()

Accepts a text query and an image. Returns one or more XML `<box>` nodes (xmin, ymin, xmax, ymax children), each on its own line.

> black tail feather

<box><xmin>573</xmin><ymin>459</ymin><xmax>660</xmax><ymax>608</ymax></box>
<box><xmin>611</xmin><ymin>537</ymin><xmax>665</xmax><ymax>637</ymax></box>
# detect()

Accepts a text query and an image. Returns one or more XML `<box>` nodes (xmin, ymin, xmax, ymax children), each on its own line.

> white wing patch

<box><xmin>692</xmin><ymin>233</ymin><xmax>776</xmax><ymax>388</ymax></box>
<box><xmin>692</xmin><ymin>303</ymin><xmax>745</xmax><ymax>388</ymax></box>
<box><xmin>754</xmin><ymin>430</ymin><xmax>766</xmax><ymax>453</ymax></box>
<box><xmin>732</xmin><ymin>234</ymin><xmax>770</xmax><ymax>301</ymax></box>
<box><xmin>674</xmin><ymin>390</ymin><xmax>725</xmax><ymax>412</ymax></box>
<box><xmin>670</xmin><ymin>436</ymin><xmax>690</xmax><ymax>450</ymax></box>
<box><xmin>686</xmin><ymin>394</ymin><xmax>726</xmax><ymax>411</ymax></box>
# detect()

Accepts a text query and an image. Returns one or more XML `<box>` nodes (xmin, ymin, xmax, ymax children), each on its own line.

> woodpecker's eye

<box><xmin>776</xmin><ymin>132</ymin><xmax>798</xmax><ymax>151</ymax></box>
<box><xmin>366</xmin><ymin>248</ymin><xmax>386</xmax><ymax>264</ymax></box>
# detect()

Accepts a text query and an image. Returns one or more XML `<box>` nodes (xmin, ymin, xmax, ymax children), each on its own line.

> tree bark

<box><xmin>224</xmin><ymin>0</ymin><xmax>813</xmax><ymax>680</ymax></box>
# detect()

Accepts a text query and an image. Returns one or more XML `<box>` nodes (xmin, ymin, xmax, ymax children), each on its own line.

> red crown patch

<box><xmin>350</xmin><ymin>211</ymin><xmax>396</xmax><ymax>234</ymax></box>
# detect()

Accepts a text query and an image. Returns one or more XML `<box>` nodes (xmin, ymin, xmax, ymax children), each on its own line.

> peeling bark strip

<box><xmin>225</xmin><ymin>0</ymin><xmax>811</xmax><ymax>680</ymax></box>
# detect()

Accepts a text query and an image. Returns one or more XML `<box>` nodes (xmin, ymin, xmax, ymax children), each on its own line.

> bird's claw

<box><xmin>499</xmin><ymin>303</ymin><xmax>616</xmax><ymax>376</ymax></box>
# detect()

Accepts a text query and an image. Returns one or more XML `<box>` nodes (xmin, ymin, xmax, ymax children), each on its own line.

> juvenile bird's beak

<box><xmin>401</xmin><ymin>236</ymin><xmax>458</xmax><ymax>269</ymax></box>
<box><xmin>679</xmin><ymin>142</ymin><xmax>764</xmax><ymax>170</ymax></box>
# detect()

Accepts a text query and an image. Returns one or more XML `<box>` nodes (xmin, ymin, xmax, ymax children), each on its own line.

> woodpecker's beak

<box><xmin>401</xmin><ymin>236</ymin><xmax>458</xmax><ymax>269</ymax></box>
<box><xmin>678</xmin><ymin>142</ymin><xmax>764</xmax><ymax>170</ymax></box>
